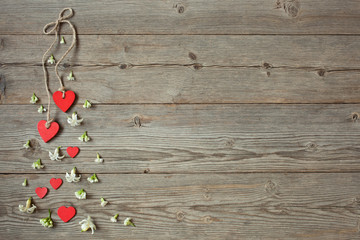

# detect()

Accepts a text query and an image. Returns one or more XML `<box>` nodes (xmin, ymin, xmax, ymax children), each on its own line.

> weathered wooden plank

<box><xmin>2</xmin><ymin>35</ymin><xmax>360</xmax><ymax>104</ymax></box>
<box><xmin>2</xmin><ymin>35</ymin><xmax>360</xmax><ymax>68</ymax></box>
<box><xmin>1</xmin><ymin>104</ymin><xmax>360</xmax><ymax>173</ymax></box>
<box><xmin>1</xmin><ymin>173</ymin><xmax>360</xmax><ymax>239</ymax></box>
<box><xmin>2</xmin><ymin>65</ymin><xmax>360</xmax><ymax>104</ymax></box>
<box><xmin>1</xmin><ymin>0</ymin><xmax>360</xmax><ymax>34</ymax></box>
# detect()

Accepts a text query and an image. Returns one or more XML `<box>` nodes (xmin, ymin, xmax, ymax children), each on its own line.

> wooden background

<box><xmin>1</xmin><ymin>0</ymin><xmax>360</xmax><ymax>239</ymax></box>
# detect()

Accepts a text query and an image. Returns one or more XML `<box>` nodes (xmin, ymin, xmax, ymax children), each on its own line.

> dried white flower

<box><xmin>65</xmin><ymin>167</ymin><xmax>81</xmax><ymax>183</ymax></box>
<box><xmin>32</xmin><ymin>159</ymin><xmax>44</xmax><ymax>170</ymax></box>
<box><xmin>40</xmin><ymin>209</ymin><xmax>54</xmax><ymax>228</ymax></box>
<box><xmin>22</xmin><ymin>178</ymin><xmax>27</xmax><ymax>187</ymax></box>
<box><xmin>30</xmin><ymin>93</ymin><xmax>38</xmax><ymax>104</ymax></box>
<box><xmin>75</xmin><ymin>189</ymin><xmax>87</xmax><ymax>199</ymax></box>
<box><xmin>95</xmin><ymin>152</ymin><xmax>103</xmax><ymax>163</ymax></box>
<box><xmin>60</xmin><ymin>36</ymin><xmax>66</xmax><ymax>44</ymax></box>
<box><xmin>47</xmin><ymin>54</ymin><xmax>55</xmax><ymax>64</ymax></box>
<box><xmin>19</xmin><ymin>197</ymin><xmax>37</xmax><ymax>214</ymax></box>
<box><xmin>83</xmin><ymin>100</ymin><xmax>92</xmax><ymax>109</ymax></box>
<box><xmin>79</xmin><ymin>216</ymin><xmax>96</xmax><ymax>234</ymax></box>
<box><xmin>110</xmin><ymin>214</ymin><xmax>119</xmax><ymax>223</ymax></box>
<box><xmin>67</xmin><ymin>112</ymin><xmax>83</xmax><ymax>127</ymax></box>
<box><xmin>87</xmin><ymin>173</ymin><xmax>99</xmax><ymax>183</ymax></box>
<box><xmin>100</xmin><ymin>197</ymin><xmax>108</xmax><ymax>207</ymax></box>
<box><xmin>38</xmin><ymin>105</ymin><xmax>46</xmax><ymax>113</ymax></box>
<box><xmin>124</xmin><ymin>217</ymin><xmax>136</xmax><ymax>227</ymax></box>
<box><xmin>49</xmin><ymin>146</ymin><xmax>65</xmax><ymax>161</ymax></box>
<box><xmin>67</xmin><ymin>71</ymin><xmax>75</xmax><ymax>81</ymax></box>
<box><xmin>23</xmin><ymin>140</ymin><xmax>31</xmax><ymax>149</ymax></box>
<box><xmin>79</xmin><ymin>131</ymin><xmax>90</xmax><ymax>142</ymax></box>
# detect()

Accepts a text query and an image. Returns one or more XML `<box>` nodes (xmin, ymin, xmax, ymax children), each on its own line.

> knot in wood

<box><xmin>176</xmin><ymin>211</ymin><xmax>185</xmax><ymax>221</ymax></box>
<box><xmin>119</xmin><ymin>63</ymin><xmax>128</xmax><ymax>69</ymax></box>
<box><xmin>265</xmin><ymin>180</ymin><xmax>278</xmax><ymax>194</ymax></box>
<box><xmin>143</xmin><ymin>168</ymin><xmax>150</xmax><ymax>173</ymax></box>
<box><xmin>351</xmin><ymin>112</ymin><xmax>359</xmax><ymax>122</ymax></box>
<box><xmin>305</xmin><ymin>142</ymin><xmax>318</xmax><ymax>151</ymax></box>
<box><xmin>283</xmin><ymin>0</ymin><xmax>300</xmax><ymax>18</ymax></box>
<box><xmin>133</xmin><ymin>116</ymin><xmax>141</xmax><ymax>127</ymax></box>
<box><xmin>317</xmin><ymin>69</ymin><xmax>326</xmax><ymax>77</ymax></box>
<box><xmin>58</xmin><ymin>62</ymin><xmax>70</xmax><ymax>71</ymax></box>
<box><xmin>202</xmin><ymin>216</ymin><xmax>214</xmax><ymax>224</ymax></box>
<box><xmin>174</xmin><ymin>3</ymin><xmax>185</xmax><ymax>14</ymax></box>
<box><xmin>193</xmin><ymin>63</ymin><xmax>203</xmax><ymax>70</ymax></box>
<box><xmin>262</xmin><ymin>62</ymin><xmax>273</xmax><ymax>69</ymax></box>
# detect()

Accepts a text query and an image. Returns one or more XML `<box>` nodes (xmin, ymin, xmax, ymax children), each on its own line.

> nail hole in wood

<box><xmin>317</xmin><ymin>69</ymin><xmax>326</xmax><ymax>77</ymax></box>
<box><xmin>188</xmin><ymin>52</ymin><xmax>197</xmax><ymax>60</ymax></box>
<box><xmin>134</xmin><ymin>116</ymin><xmax>141</xmax><ymax>127</ymax></box>
<box><xmin>119</xmin><ymin>63</ymin><xmax>128</xmax><ymax>69</ymax></box>
<box><xmin>193</xmin><ymin>63</ymin><xmax>203</xmax><ymax>70</ymax></box>
<box><xmin>144</xmin><ymin>168</ymin><xmax>150</xmax><ymax>173</ymax></box>
<box><xmin>62</xmin><ymin>63</ymin><xmax>70</xmax><ymax>68</ymax></box>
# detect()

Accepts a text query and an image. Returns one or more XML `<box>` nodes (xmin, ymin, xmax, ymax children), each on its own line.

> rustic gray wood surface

<box><xmin>1</xmin><ymin>1</ymin><xmax>360</xmax><ymax>239</ymax></box>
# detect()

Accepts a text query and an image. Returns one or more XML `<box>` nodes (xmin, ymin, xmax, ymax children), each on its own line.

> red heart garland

<box><xmin>57</xmin><ymin>206</ymin><xmax>76</xmax><ymax>223</ymax></box>
<box><xmin>35</xmin><ymin>187</ymin><xmax>48</xmax><ymax>199</ymax></box>
<box><xmin>53</xmin><ymin>90</ymin><xmax>75</xmax><ymax>112</ymax></box>
<box><xmin>50</xmin><ymin>178</ymin><xmax>63</xmax><ymax>190</ymax></box>
<box><xmin>67</xmin><ymin>146</ymin><xmax>80</xmax><ymax>158</ymax></box>
<box><xmin>37</xmin><ymin>120</ymin><xmax>59</xmax><ymax>143</ymax></box>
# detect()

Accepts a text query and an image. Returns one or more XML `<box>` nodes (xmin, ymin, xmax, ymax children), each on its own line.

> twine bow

<box><xmin>41</xmin><ymin>8</ymin><xmax>77</xmax><ymax>128</ymax></box>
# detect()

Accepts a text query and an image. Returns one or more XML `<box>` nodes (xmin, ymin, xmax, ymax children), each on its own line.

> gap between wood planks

<box><xmin>4</xmin><ymin>170</ymin><xmax>360</xmax><ymax>175</ymax></box>
<box><xmin>2</xmin><ymin>62</ymin><xmax>360</xmax><ymax>73</ymax></box>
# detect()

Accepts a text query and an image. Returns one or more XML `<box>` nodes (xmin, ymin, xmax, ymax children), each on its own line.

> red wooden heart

<box><xmin>50</xmin><ymin>178</ymin><xmax>63</xmax><ymax>190</ymax></box>
<box><xmin>67</xmin><ymin>146</ymin><xmax>79</xmax><ymax>158</ymax></box>
<box><xmin>37</xmin><ymin>120</ymin><xmax>59</xmax><ymax>143</ymax></box>
<box><xmin>53</xmin><ymin>90</ymin><xmax>75</xmax><ymax>112</ymax></box>
<box><xmin>57</xmin><ymin>206</ymin><xmax>76</xmax><ymax>223</ymax></box>
<box><xmin>35</xmin><ymin>187</ymin><xmax>48</xmax><ymax>199</ymax></box>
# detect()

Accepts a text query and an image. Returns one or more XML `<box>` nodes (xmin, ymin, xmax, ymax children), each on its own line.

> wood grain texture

<box><xmin>1</xmin><ymin>1</ymin><xmax>360</xmax><ymax>239</ymax></box>
<box><xmin>1</xmin><ymin>104</ymin><xmax>360</xmax><ymax>174</ymax></box>
<box><xmin>1</xmin><ymin>35</ymin><xmax>360</xmax><ymax>104</ymax></box>
<box><xmin>1</xmin><ymin>173</ymin><xmax>360</xmax><ymax>239</ymax></box>
<box><xmin>1</xmin><ymin>0</ymin><xmax>360</xmax><ymax>34</ymax></box>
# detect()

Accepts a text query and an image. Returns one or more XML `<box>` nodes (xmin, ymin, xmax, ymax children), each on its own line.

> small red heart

<box><xmin>53</xmin><ymin>90</ymin><xmax>76</xmax><ymax>112</ymax></box>
<box><xmin>37</xmin><ymin>120</ymin><xmax>59</xmax><ymax>143</ymax></box>
<box><xmin>50</xmin><ymin>178</ymin><xmax>63</xmax><ymax>190</ymax></box>
<box><xmin>67</xmin><ymin>146</ymin><xmax>79</xmax><ymax>158</ymax></box>
<box><xmin>35</xmin><ymin>187</ymin><xmax>48</xmax><ymax>199</ymax></box>
<box><xmin>57</xmin><ymin>206</ymin><xmax>76</xmax><ymax>223</ymax></box>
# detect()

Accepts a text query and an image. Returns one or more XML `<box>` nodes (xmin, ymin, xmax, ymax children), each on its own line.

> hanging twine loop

<box><xmin>41</xmin><ymin>8</ymin><xmax>77</xmax><ymax>128</ymax></box>
<box><xmin>43</xmin><ymin>8</ymin><xmax>74</xmax><ymax>35</ymax></box>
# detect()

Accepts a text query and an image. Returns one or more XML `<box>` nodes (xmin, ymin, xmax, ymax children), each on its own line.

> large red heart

<box><xmin>38</xmin><ymin>120</ymin><xmax>59</xmax><ymax>143</ymax></box>
<box><xmin>50</xmin><ymin>178</ymin><xmax>63</xmax><ymax>190</ymax></box>
<box><xmin>67</xmin><ymin>146</ymin><xmax>79</xmax><ymax>158</ymax></box>
<box><xmin>53</xmin><ymin>90</ymin><xmax>75</xmax><ymax>112</ymax></box>
<box><xmin>57</xmin><ymin>206</ymin><xmax>76</xmax><ymax>223</ymax></box>
<box><xmin>35</xmin><ymin>187</ymin><xmax>48</xmax><ymax>199</ymax></box>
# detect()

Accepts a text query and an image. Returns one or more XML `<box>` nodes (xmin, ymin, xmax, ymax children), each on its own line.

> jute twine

<box><xmin>42</xmin><ymin>8</ymin><xmax>77</xmax><ymax>128</ymax></box>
